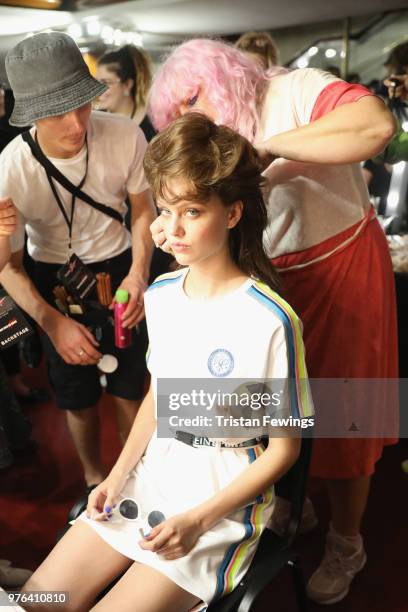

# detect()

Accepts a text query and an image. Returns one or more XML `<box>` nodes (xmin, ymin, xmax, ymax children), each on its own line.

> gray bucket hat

<box><xmin>5</xmin><ymin>32</ymin><xmax>107</xmax><ymax>127</ymax></box>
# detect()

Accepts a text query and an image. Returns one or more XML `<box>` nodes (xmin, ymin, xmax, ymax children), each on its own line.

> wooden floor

<box><xmin>1</xmin><ymin>366</ymin><xmax>407</xmax><ymax>612</ymax></box>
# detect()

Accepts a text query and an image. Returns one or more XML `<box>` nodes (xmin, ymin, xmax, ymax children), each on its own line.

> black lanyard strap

<box><xmin>22</xmin><ymin>131</ymin><xmax>124</xmax><ymax>237</ymax></box>
<box><xmin>41</xmin><ymin>135</ymin><xmax>88</xmax><ymax>250</ymax></box>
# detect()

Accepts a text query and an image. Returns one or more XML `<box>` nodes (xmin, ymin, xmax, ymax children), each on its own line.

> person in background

<box><xmin>324</xmin><ymin>65</ymin><xmax>341</xmax><ymax>78</ymax></box>
<box><xmin>0</xmin><ymin>199</ymin><xmax>14</xmax><ymax>276</ymax></box>
<box><xmin>384</xmin><ymin>72</ymin><xmax>408</xmax><ymax>104</ymax></box>
<box><xmin>0</xmin><ymin>203</ymin><xmax>33</xmax><ymax>462</ymax></box>
<box><xmin>148</xmin><ymin>38</ymin><xmax>397</xmax><ymax>606</ymax></box>
<box><xmin>384</xmin><ymin>40</ymin><xmax>408</xmax><ymax>82</ymax></box>
<box><xmin>96</xmin><ymin>45</ymin><xmax>173</xmax><ymax>278</ymax></box>
<box><xmin>0</xmin><ymin>83</ymin><xmax>48</xmax><ymax>406</ymax></box>
<box><xmin>0</xmin><ymin>203</ymin><xmax>34</xmax><ymax>591</ymax></box>
<box><xmin>96</xmin><ymin>45</ymin><xmax>155</xmax><ymax>142</ymax></box>
<box><xmin>0</xmin><ymin>32</ymin><xmax>156</xmax><ymax>494</ymax></box>
<box><xmin>346</xmin><ymin>72</ymin><xmax>360</xmax><ymax>84</ymax></box>
<box><xmin>235</xmin><ymin>31</ymin><xmax>279</xmax><ymax>69</ymax></box>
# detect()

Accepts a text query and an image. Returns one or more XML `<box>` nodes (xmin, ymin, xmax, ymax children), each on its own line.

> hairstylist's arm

<box><xmin>114</xmin><ymin>188</ymin><xmax>156</xmax><ymax>328</ymax></box>
<box><xmin>87</xmin><ymin>384</ymin><xmax>156</xmax><ymax>519</ymax></box>
<box><xmin>256</xmin><ymin>96</ymin><xmax>396</xmax><ymax>165</ymax></box>
<box><xmin>0</xmin><ymin>246</ymin><xmax>101</xmax><ymax>366</ymax></box>
<box><xmin>140</xmin><ymin>435</ymin><xmax>300</xmax><ymax>560</ymax></box>
<box><xmin>0</xmin><ymin>198</ymin><xmax>17</xmax><ymax>271</ymax></box>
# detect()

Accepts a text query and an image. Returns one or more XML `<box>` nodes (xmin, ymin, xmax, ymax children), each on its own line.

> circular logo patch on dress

<box><xmin>208</xmin><ymin>349</ymin><xmax>234</xmax><ymax>377</ymax></box>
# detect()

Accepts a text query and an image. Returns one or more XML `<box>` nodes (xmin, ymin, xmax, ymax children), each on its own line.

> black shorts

<box><xmin>34</xmin><ymin>249</ymin><xmax>148</xmax><ymax>411</ymax></box>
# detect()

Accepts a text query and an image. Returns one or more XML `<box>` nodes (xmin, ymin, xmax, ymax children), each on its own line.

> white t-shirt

<box><xmin>258</xmin><ymin>68</ymin><xmax>371</xmax><ymax>259</ymax></box>
<box><xmin>145</xmin><ymin>268</ymin><xmax>314</xmax><ymax>434</ymax></box>
<box><xmin>0</xmin><ymin>111</ymin><xmax>149</xmax><ymax>264</ymax></box>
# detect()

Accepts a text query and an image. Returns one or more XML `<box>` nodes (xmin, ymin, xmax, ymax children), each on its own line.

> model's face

<box><xmin>35</xmin><ymin>103</ymin><xmax>91</xmax><ymax>158</ymax></box>
<box><xmin>157</xmin><ymin>179</ymin><xmax>242</xmax><ymax>268</ymax></box>
<box><xmin>95</xmin><ymin>65</ymin><xmax>131</xmax><ymax>113</ymax></box>
<box><xmin>178</xmin><ymin>86</ymin><xmax>218</xmax><ymax>123</ymax></box>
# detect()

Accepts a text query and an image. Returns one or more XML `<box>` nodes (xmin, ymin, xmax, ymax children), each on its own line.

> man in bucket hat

<box><xmin>0</xmin><ymin>32</ymin><xmax>156</xmax><ymax>490</ymax></box>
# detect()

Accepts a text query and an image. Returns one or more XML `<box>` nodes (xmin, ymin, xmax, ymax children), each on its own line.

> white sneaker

<box><xmin>307</xmin><ymin>527</ymin><xmax>367</xmax><ymax>605</ymax></box>
<box><xmin>267</xmin><ymin>496</ymin><xmax>318</xmax><ymax>537</ymax></box>
<box><xmin>0</xmin><ymin>559</ymin><xmax>33</xmax><ymax>588</ymax></box>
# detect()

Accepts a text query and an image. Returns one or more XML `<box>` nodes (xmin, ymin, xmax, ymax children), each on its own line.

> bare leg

<box><xmin>22</xmin><ymin>521</ymin><xmax>132</xmax><ymax>612</ymax></box>
<box><xmin>113</xmin><ymin>397</ymin><xmax>141</xmax><ymax>445</ymax></box>
<box><xmin>326</xmin><ymin>475</ymin><xmax>371</xmax><ymax>536</ymax></box>
<box><xmin>66</xmin><ymin>406</ymin><xmax>105</xmax><ymax>486</ymax></box>
<box><xmin>91</xmin><ymin>561</ymin><xmax>200</xmax><ymax>612</ymax></box>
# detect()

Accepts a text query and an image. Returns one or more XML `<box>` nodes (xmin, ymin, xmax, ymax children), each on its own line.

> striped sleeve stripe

<box><xmin>147</xmin><ymin>269</ymin><xmax>185</xmax><ymax>292</ymax></box>
<box><xmin>213</xmin><ymin>446</ymin><xmax>274</xmax><ymax>600</ymax></box>
<box><xmin>247</xmin><ymin>282</ymin><xmax>313</xmax><ymax>418</ymax></box>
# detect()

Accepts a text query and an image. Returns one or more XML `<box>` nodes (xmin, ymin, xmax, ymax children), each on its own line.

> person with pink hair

<box><xmin>149</xmin><ymin>38</ymin><xmax>398</xmax><ymax>605</ymax></box>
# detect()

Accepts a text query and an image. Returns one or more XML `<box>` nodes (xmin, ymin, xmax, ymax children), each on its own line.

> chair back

<box><xmin>275</xmin><ymin>436</ymin><xmax>313</xmax><ymax>545</ymax></box>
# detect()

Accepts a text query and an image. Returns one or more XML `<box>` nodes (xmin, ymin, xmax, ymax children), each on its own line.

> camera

<box><xmin>389</xmin><ymin>77</ymin><xmax>403</xmax><ymax>89</ymax></box>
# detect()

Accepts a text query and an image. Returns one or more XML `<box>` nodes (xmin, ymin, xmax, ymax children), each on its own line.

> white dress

<box><xmin>79</xmin><ymin>269</ymin><xmax>313</xmax><ymax>606</ymax></box>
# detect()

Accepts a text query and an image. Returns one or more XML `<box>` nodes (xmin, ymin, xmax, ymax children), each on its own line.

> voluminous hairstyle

<box><xmin>235</xmin><ymin>31</ymin><xmax>279</xmax><ymax>69</ymax></box>
<box><xmin>98</xmin><ymin>44</ymin><xmax>152</xmax><ymax>109</ymax></box>
<box><xmin>148</xmin><ymin>38</ymin><xmax>282</xmax><ymax>143</ymax></box>
<box><xmin>143</xmin><ymin>113</ymin><xmax>280</xmax><ymax>292</ymax></box>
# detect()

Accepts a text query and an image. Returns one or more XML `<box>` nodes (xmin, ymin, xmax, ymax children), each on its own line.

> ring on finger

<box><xmin>78</xmin><ymin>349</ymin><xmax>85</xmax><ymax>357</ymax></box>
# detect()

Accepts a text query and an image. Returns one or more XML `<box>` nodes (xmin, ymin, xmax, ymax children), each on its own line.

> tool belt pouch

<box><xmin>55</xmin><ymin>253</ymin><xmax>112</xmax><ymax>327</ymax></box>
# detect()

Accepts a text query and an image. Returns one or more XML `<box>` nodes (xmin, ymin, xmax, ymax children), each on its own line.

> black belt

<box><xmin>175</xmin><ymin>431</ymin><xmax>263</xmax><ymax>449</ymax></box>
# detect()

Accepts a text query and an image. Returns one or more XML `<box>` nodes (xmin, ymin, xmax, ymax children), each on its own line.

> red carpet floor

<box><xmin>1</xmin><ymin>366</ymin><xmax>407</xmax><ymax>612</ymax></box>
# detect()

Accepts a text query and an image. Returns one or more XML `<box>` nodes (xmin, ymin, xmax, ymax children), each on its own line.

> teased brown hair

<box><xmin>144</xmin><ymin>113</ymin><xmax>280</xmax><ymax>292</ymax></box>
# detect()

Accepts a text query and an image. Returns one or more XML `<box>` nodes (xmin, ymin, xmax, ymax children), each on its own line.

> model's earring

<box><xmin>124</xmin><ymin>90</ymin><xmax>130</xmax><ymax>97</ymax></box>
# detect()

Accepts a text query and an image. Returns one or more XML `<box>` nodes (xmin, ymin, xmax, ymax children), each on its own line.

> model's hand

<box><xmin>111</xmin><ymin>273</ymin><xmax>146</xmax><ymax>328</ymax></box>
<box><xmin>45</xmin><ymin>313</ymin><xmax>101</xmax><ymax>365</ymax></box>
<box><xmin>86</xmin><ymin>471</ymin><xmax>128</xmax><ymax>521</ymax></box>
<box><xmin>139</xmin><ymin>511</ymin><xmax>204</xmax><ymax>560</ymax></box>
<box><xmin>384</xmin><ymin>74</ymin><xmax>408</xmax><ymax>102</ymax></box>
<box><xmin>150</xmin><ymin>216</ymin><xmax>173</xmax><ymax>254</ymax></box>
<box><xmin>0</xmin><ymin>198</ymin><xmax>18</xmax><ymax>237</ymax></box>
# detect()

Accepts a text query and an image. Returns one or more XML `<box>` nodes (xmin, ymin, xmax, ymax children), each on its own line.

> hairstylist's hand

<box><xmin>150</xmin><ymin>216</ymin><xmax>173</xmax><ymax>254</ymax></box>
<box><xmin>86</xmin><ymin>471</ymin><xmax>128</xmax><ymax>521</ymax></box>
<box><xmin>253</xmin><ymin>139</ymin><xmax>278</xmax><ymax>170</ymax></box>
<box><xmin>139</xmin><ymin>511</ymin><xmax>204</xmax><ymax>560</ymax></box>
<box><xmin>0</xmin><ymin>198</ymin><xmax>18</xmax><ymax>237</ymax></box>
<box><xmin>45</xmin><ymin>313</ymin><xmax>101</xmax><ymax>365</ymax></box>
<box><xmin>384</xmin><ymin>74</ymin><xmax>408</xmax><ymax>102</ymax></box>
<box><xmin>110</xmin><ymin>273</ymin><xmax>147</xmax><ymax>328</ymax></box>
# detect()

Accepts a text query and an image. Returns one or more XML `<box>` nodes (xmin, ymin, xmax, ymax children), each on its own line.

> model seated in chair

<box><xmin>22</xmin><ymin>114</ymin><xmax>313</xmax><ymax>612</ymax></box>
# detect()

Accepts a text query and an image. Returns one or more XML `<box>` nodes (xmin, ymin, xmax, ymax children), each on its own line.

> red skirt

<box><xmin>272</xmin><ymin>209</ymin><xmax>398</xmax><ymax>479</ymax></box>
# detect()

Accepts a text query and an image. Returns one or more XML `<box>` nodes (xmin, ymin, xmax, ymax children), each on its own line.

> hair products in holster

<box><xmin>114</xmin><ymin>289</ymin><xmax>131</xmax><ymax>348</ymax></box>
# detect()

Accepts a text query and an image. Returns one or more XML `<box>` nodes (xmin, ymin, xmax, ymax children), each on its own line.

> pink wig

<box><xmin>148</xmin><ymin>38</ymin><xmax>283</xmax><ymax>143</ymax></box>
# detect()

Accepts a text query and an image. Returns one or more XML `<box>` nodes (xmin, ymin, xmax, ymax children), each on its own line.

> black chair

<box><xmin>206</xmin><ymin>436</ymin><xmax>313</xmax><ymax>612</ymax></box>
